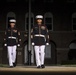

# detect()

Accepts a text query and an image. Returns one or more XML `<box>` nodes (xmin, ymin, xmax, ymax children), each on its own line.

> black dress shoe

<box><xmin>13</xmin><ymin>63</ymin><xmax>16</xmax><ymax>67</ymax></box>
<box><xmin>41</xmin><ymin>65</ymin><xmax>45</xmax><ymax>68</ymax></box>
<box><xmin>37</xmin><ymin>66</ymin><xmax>41</xmax><ymax>68</ymax></box>
<box><xmin>9</xmin><ymin>66</ymin><xmax>13</xmax><ymax>68</ymax></box>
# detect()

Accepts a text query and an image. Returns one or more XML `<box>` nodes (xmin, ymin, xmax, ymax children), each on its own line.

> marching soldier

<box><xmin>4</xmin><ymin>19</ymin><xmax>21</xmax><ymax>68</ymax></box>
<box><xmin>31</xmin><ymin>15</ymin><xmax>49</xmax><ymax>68</ymax></box>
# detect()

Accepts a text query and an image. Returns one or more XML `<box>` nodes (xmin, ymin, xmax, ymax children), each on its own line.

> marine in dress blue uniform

<box><xmin>4</xmin><ymin>19</ymin><xmax>21</xmax><ymax>68</ymax></box>
<box><xmin>31</xmin><ymin>15</ymin><xmax>49</xmax><ymax>68</ymax></box>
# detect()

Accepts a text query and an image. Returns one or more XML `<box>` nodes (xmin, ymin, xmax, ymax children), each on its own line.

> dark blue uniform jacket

<box><xmin>4</xmin><ymin>27</ymin><xmax>21</xmax><ymax>46</ymax></box>
<box><xmin>31</xmin><ymin>24</ymin><xmax>49</xmax><ymax>46</ymax></box>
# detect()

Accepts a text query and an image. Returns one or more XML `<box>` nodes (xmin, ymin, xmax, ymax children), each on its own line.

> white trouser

<box><xmin>34</xmin><ymin>45</ymin><xmax>45</xmax><ymax>66</ymax></box>
<box><xmin>7</xmin><ymin>45</ymin><xmax>17</xmax><ymax>66</ymax></box>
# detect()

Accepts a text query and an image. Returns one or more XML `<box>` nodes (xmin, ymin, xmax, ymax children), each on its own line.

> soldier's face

<box><xmin>37</xmin><ymin>19</ymin><xmax>42</xmax><ymax>24</ymax></box>
<box><xmin>10</xmin><ymin>23</ymin><xmax>15</xmax><ymax>28</ymax></box>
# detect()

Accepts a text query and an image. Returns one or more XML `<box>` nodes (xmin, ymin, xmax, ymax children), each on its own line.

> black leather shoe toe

<box><xmin>9</xmin><ymin>66</ymin><xmax>13</xmax><ymax>68</ymax></box>
<box><xmin>37</xmin><ymin>66</ymin><xmax>41</xmax><ymax>68</ymax></box>
<box><xmin>41</xmin><ymin>65</ymin><xmax>45</xmax><ymax>68</ymax></box>
<box><xmin>13</xmin><ymin>63</ymin><xmax>16</xmax><ymax>67</ymax></box>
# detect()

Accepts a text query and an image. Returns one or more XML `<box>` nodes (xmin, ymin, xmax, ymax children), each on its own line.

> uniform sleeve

<box><xmin>31</xmin><ymin>27</ymin><xmax>34</xmax><ymax>43</ymax></box>
<box><xmin>17</xmin><ymin>31</ymin><xmax>21</xmax><ymax>45</ymax></box>
<box><xmin>45</xmin><ymin>27</ymin><xmax>49</xmax><ymax>44</ymax></box>
<box><xmin>31</xmin><ymin>28</ymin><xmax>34</xmax><ymax>42</ymax></box>
<box><xmin>4</xmin><ymin>30</ymin><xmax>7</xmax><ymax>45</ymax></box>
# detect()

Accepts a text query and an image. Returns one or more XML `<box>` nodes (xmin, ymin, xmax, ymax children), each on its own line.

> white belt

<box><xmin>8</xmin><ymin>37</ymin><xmax>16</xmax><ymax>39</ymax></box>
<box><xmin>34</xmin><ymin>34</ymin><xmax>45</xmax><ymax>37</ymax></box>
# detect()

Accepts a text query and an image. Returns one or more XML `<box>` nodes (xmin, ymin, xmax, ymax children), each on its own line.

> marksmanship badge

<box><xmin>41</xmin><ymin>26</ymin><xmax>46</xmax><ymax>30</ymax></box>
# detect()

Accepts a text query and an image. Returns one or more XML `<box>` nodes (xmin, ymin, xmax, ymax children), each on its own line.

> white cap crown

<box><xmin>36</xmin><ymin>15</ymin><xmax>43</xmax><ymax>19</ymax></box>
<box><xmin>9</xmin><ymin>19</ymin><xmax>16</xmax><ymax>22</ymax></box>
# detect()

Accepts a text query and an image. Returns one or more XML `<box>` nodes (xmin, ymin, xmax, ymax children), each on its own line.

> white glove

<box><xmin>46</xmin><ymin>43</ymin><xmax>49</xmax><ymax>45</ymax></box>
<box><xmin>32</xmin><ymin>43</ymin><xmax>34</xmax><ymax>45</ymax></box>
<box><xmin>17</xmin><ymin>44</ymin><xmax>20</xmax><ymax>47</ymax></box>
<box><xmin>4</xmin><ymin>44</ymin><xmax>7</xmax><ymax>46</ymax></box>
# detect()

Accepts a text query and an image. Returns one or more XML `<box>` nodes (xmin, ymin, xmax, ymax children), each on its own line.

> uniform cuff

<box><xmin>46</xmin><ymin>43</ymin><xmax>49</xmax><ymax>45</ymax></box>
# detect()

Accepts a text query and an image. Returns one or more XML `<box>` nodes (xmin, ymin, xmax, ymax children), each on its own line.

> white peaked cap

<box><xmin>36</xmin><ymin>15</ymin><xmax>43</xmax><ymax>19</ymax></box>
<box><xmin>9</xmin><ymin>19</ymin><xmax>16</xmax><ymax>22</ymax></box>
